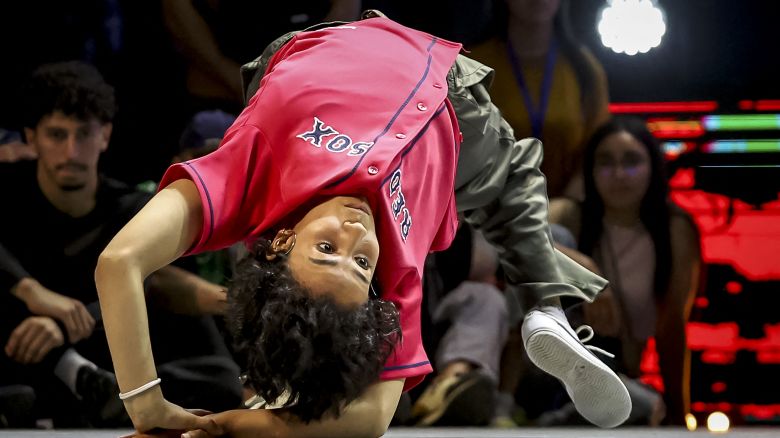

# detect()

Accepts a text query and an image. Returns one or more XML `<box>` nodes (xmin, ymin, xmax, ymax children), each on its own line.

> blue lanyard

<box><xmin>506</xmin><ymin>38</ymin><xmax>558</xmax><ymax>139</ymax></box>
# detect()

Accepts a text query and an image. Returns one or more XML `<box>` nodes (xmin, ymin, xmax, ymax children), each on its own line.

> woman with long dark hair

<box><xmin>549</xmin><ymin>116</ymin><xmax>702</xmax><ymax>424</ymax></box>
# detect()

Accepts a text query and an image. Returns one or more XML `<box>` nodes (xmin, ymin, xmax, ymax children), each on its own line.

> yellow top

<box><xmin>468</xmin><ymin>37</ymin><xmax>610</xmax><ymax>197</ymax></box>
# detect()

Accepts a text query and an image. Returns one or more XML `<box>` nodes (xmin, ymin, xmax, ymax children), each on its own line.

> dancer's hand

<box><xmin>124</xmin><ymin>390</ymin><xmax>223</xmax><ymax>436</ymax></box>
<box><xmin>120</xmin><ymin>410</ymin><xmax>217</xmax><ymax>438</ymax></box>
<box><xmin>181</xmin><ymin>410</ymin><xmax>279</xmax><ymax>438</ymax></box>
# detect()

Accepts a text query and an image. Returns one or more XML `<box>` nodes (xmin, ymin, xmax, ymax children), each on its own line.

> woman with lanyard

<box><xmin>468</xmin><ymin>0</ymin><xmax>610</xmax><ymax>199</ymax></box>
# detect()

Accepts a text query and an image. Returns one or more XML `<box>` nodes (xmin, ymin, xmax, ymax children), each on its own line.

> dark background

<box><xmin>571</xmin><ymin>0</ymin><xmax>780</xmax><ymax>104</ymax></box>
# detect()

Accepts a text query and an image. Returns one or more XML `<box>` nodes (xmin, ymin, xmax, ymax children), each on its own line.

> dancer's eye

<box><xmin>317</xmin><ymin>242</ymin><xmax>334</xmax><ymax>253</ymax></box>
<box><xmin>355</xmin><ymin>256</ymin><xmax>371</xmax><ymax>270</ymax></box>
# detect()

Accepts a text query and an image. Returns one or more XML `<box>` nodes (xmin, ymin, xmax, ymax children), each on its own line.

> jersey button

<box><xmin>433</xmin><ymin>83</ymin><xmax>442</xmax><ymax>89</ymax></box>
<box><xmin>417</xmin><ymin>102</ymin><xmax>427</xmax><ymax>111</ymax></box>
<box><xmin>395</xmin><ymin>133</ymin><xmax>407</xmax><ymax>139</ymax></box>
<box><xmin>368</xmin><ymin>165</ymin><xmax>379</xmax><ymax>175</ymax></box>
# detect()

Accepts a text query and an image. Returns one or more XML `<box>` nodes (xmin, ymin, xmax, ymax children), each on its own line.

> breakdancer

<box><xmin>96</xmin><ymin>11</ymin><xmax>630</xmax><ymax>438</ymax></box>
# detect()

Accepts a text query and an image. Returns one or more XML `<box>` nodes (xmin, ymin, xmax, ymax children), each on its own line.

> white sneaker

<box><xmin>521</xmin><ymin>307</ymin><xmax>631</xmax><ymax>428</ymax></box>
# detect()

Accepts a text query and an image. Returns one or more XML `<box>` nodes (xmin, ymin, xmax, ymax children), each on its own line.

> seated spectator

<box><xmin>541</xmin><ymin>116</ymin><xmax>701</xmax><ymax>425</ymax></box>
<box><xmin>404</xmin><ymin>225</ymin><xmax>509</xmax><ymax>426</ymax></box>
<box><xmin>0</xmin><ymin>61</ymin><xmax>242</xmax><ymax>428</ymax></box>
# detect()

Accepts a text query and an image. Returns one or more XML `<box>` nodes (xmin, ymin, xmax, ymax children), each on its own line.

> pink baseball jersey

<box><xmin>159</xmin><ymin>18</ymin><xmax>462</xmax><ymax>391</ymax></box>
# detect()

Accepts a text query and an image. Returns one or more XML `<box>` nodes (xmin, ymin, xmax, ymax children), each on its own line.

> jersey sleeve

<box><xmin>449</xmin><ymin>55</ymin><xmax>608</xmax><ymax>303</ymax></box>
<box><xmin>430</xmin><ymin>191</ymin><xmax>459</xmax><ymax>253</ymax></box>
<box><xmin>159</xmin><ymin>124</ymin><xmax>275</xmax><ymax>255</ymax></box>
<box><xmin>378</xmin><ymin>271</ymin><xmax>433</xmax><ymax>392</ymax></box>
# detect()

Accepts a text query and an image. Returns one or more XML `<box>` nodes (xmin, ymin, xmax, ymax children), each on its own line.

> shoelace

<box><xmin>575</xmin><ymin>325</ymin><xmax>616</xmax><ymax>359</ymax></box>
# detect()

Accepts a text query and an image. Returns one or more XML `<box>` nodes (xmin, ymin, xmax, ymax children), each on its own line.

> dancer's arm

<box><xmin>185</xmin><ymin>379</ymin><xmax>403</xmax><ymax>438</ymax></box>
<box><xmin>449</xmin><ymin>55</ymin><xmax>607</xmax><ymax>304</ymax></box>
<box><xmin>95</xmin><ymin>179</ymin><xmax>220</xmax><ymax>434</ymax></box>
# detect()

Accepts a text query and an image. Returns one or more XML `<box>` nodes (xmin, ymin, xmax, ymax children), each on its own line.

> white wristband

<box><xmin>119</xmin><ymin>378</ymin><xmax>162</xmax><ymax>400</ymax></box>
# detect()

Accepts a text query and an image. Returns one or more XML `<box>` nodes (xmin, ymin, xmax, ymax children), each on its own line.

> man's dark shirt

<box><xmin>0</xmin><ymin>161</ymin><xmax>151</xmax><ymax>308</ymax></box>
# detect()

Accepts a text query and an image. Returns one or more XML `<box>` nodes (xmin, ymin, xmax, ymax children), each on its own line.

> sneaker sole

<box><xmin>524</xmin><ymin>324</ymin><xmax>631</xmax><ymax>428</ymax></box>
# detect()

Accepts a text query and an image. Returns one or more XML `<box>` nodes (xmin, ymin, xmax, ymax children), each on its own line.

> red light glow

<box><xmin>735</xmin><ymin>100</ymin><xmax>780</xmax><ymax>111</ymax></box>
<box><xmin>648</xmin><ymin>120</ymin><xmax>705</xmax><ymax>138</ymax></box>
<box><xmin>639</xmin><ymin>374</ymin><xmax>665</xmax><ymax>393</ymax></box>
<box><xmin>711</xmin><ymin>382</ymin><xmax>727</xmax><ymax>393</ymax></box>
<box><xmin>738</xmin><ymin>100</ymin><xmax>780</xmax><ymax>111</ymax></box>
<box><xmin>672</xmin><ymin>190</ymin><xmax>780</xmax><ymax>281</ymax></box>
<box><xmin>610</xmin><ymin>101</ymin><xmax>718</xmax><ymax>113</ymax></box>
<box><xmin>687</xmin><ymin>323</ymin><xmax>780</xmax><ymax>364</ymax></box>
<box><xmin>669</xmin><ymin>168</ymin><xmax>695</xmax><ymax>189</ymax></box>
<box><xmin>725</xmin><ymin>281</ymin><xmax>743</xmax><ymax>294</ymax></box>
<box><xmin>688</xmin><ymin>323</ymin><xmax>740</xmax><ymax>350</ymax></box>
<box><xmin>701</xmin><ymin>350</ymin><xmax>737</xmax><ymax>365</ymax></box>
<box><xmin>738</xmin><ymin>100</ymin><xmax>754</xmax><ymax>110</ymax></box>
<box><xmin>688</xmin><ymin>405</ymin><xmax>780</xmax><ymax>424</ymax></box>
<box><xmin>741</xmin><ymin>404</ymin><xmax>780</xmax><ymax>420</ymax></box>
<box><xmin>756</xmin><ymin>100</ymin><xmax>780</xmax><ymax>111</ymax></box>
<box><xmin>643</xmin><ymin>102</ymin><xmax>780</xmax><ymax>420</ymax></box>
<box><xmin>640</xmin><ymin>338</ymin><xmax>660</xmax><ymax>373</ymax></box>
<box><xmin>756</xmin><ymin>351</ymin><xmax>780</xmax><ymax>364</ymax></box>
<box><xmin>638</xmin><ymin>338</ymin><xmax>664</xmax><ymax>393</ymax></box>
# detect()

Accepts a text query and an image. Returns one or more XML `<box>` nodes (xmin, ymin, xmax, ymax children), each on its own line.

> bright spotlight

<box><xmin>598</xmin><ymin>0</ymin><xmax>666</xmax><ymax>55</ymax></box>
<box><xmin>706</xmin><ymin>411</ymin><xmax>730</xmax><ymax>433</ymax></box>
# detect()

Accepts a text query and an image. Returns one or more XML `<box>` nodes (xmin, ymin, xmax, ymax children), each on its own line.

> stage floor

<box><xmin>0</xmin><ymin>428</ymin><xmax>777</xmax><ymax>437</ymax></box>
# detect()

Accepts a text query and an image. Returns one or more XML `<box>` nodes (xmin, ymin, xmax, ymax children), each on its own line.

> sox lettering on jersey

<box><xmin>297</xmin><ymin>117</ymin><xmax>373</xmax><ymax>156</ymax></box>
<box><xmin>388</xmin><ymin>168</ymin><xmax>412</xmax><ymax>241</ymax></box>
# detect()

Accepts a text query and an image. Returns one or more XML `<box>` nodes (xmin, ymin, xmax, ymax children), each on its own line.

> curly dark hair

<box><xmin>227</xmin><ymin>238</ymin><xmax>401</xmax><ymax>423</ymax></box>
<box><xmin>23</xmin><ymin>61</ymin><xmax>116</xmax><ymax>129</ymax></box>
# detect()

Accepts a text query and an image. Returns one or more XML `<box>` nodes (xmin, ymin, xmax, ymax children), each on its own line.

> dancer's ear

<box><xmin>265</xmin><ymin>229</ymin><xmax>296</xmax><ymax>261</ymax></box>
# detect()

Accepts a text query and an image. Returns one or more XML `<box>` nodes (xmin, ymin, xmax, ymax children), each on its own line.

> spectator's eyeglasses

<box><xmin>594</xmin><ymin>156</ymin><xmax>647</xmax><ymax>177</ymax></box>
